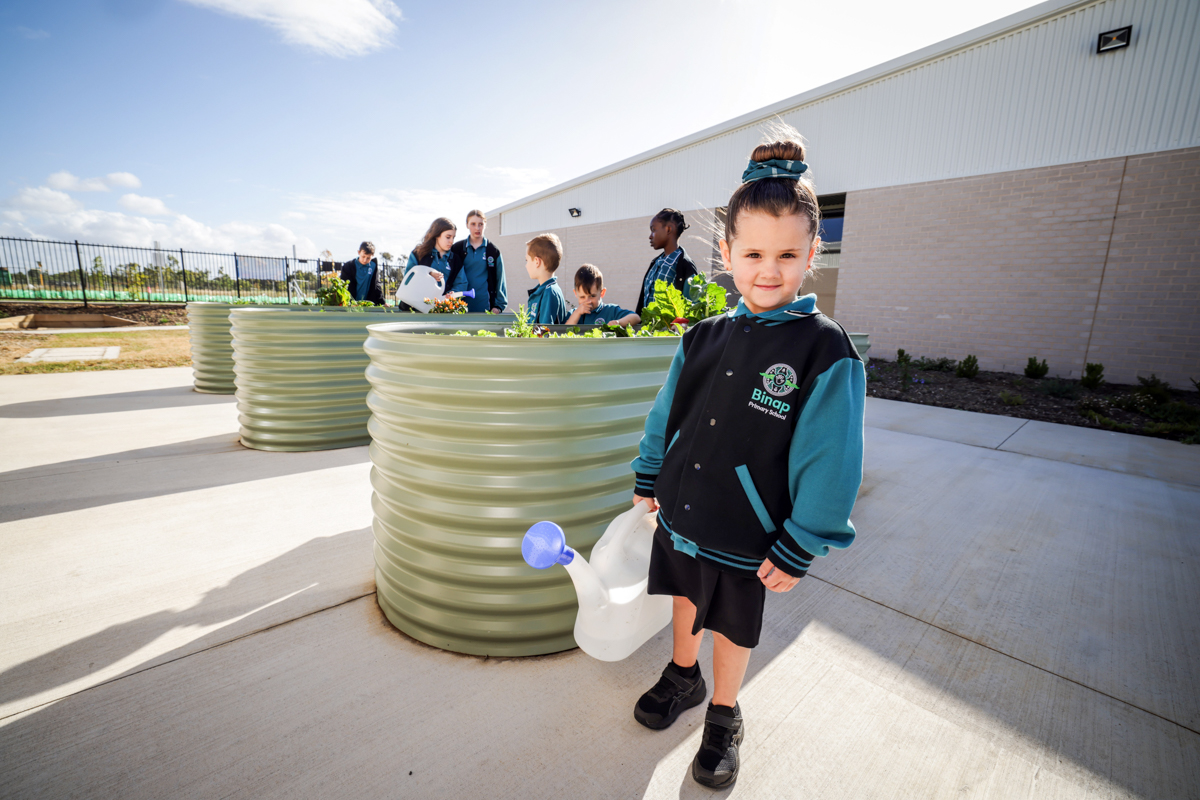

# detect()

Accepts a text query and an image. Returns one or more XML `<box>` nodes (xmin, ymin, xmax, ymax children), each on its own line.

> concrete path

<box><xmin>0</xmin><ymin>369</ymin><xmax>1197</xmax><ymax>798</ymax></box>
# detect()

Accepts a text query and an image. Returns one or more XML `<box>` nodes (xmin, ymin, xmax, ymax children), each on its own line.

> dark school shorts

<box><xmin>647</xmin><ymin>524</ymin><xmax>766</xmax><ymax>649</ymax></box>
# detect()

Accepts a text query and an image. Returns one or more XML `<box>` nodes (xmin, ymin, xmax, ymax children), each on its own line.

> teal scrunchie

<box><xmin>742</xmin><ymin>158</ymin><xmax>808</xmax><ymax>183</ymax></box>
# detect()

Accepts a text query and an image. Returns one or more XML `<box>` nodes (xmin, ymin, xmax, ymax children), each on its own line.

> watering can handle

<box><xmin>608</xmin><ymin>499</ymin><xmax>655</xmax><ymax>555</ymax></box>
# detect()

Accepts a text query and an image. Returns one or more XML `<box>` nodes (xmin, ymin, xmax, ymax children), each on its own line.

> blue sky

<box><xmin>1</xmin><ymin>0</ymin><xmax>1040</xmax><ymax>259</ymax></box>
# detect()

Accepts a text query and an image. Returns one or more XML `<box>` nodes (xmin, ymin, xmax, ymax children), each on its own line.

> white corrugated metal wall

<box><xmin>498</xmin><ymin>0</ymin><xmax>1199</xmax><ymax>236</ymax></box>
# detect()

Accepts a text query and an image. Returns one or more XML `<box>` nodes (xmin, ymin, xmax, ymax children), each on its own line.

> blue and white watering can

<box><xmin>522</xmin><ymin>501</ymin><xmax>671</xmax><ymax>661</ymax></box>
<box><xmin>396</xmin><ymin>268</ymin><xmax>475</xmax><ymax>312</ymax></box>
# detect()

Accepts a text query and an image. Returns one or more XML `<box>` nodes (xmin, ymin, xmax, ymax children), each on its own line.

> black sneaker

<box><xmin>634</xmin><ymin>661</ymin><xmax>707</xmax><ymax>730</ymax></box>
<box><xmin>691</xmin><ymin>702</ymin><xmax>743</xmax><ymax>788</ymax></box>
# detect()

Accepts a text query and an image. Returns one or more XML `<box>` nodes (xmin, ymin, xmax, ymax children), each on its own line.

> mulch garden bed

<box><xmin>0</xmin><ymin>302</ymin><xmax>188</xmax><ymax>326</ymax></box>
<box><xmin>866</xmin><ymin>355</ymin><xmax>1200</xmax><ymax>445</ymax></box>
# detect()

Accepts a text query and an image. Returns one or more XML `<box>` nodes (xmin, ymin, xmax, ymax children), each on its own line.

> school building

<box><xmin>489</xmin><ymin>0</ymin><xmax>1199</xmax><ymax>388</ymax></box>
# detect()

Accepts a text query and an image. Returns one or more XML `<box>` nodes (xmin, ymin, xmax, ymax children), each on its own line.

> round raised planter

<box><xmin>187</xmin><ymin>302</ymin><xmax>269</xmax><ymax>394</ymax></box>
<box><xmin>364</xmin><ymin>320</ymin><xmax>680</xmax><ymax>657</ymax></box>
<box><xmin>232</xmin><ymin>308</ymin><xmax>511</xmax><ymax>452</ymax></box>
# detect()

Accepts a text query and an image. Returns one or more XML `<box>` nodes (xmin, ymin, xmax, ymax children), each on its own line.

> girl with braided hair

<box><xmin>629</xmin><ymin>126</ymin><xmax>865</xmax><ymax>788</ymax></box>
<box><xmin>636</xmin><ymin>208</ymin><xmax>700</xmax><ymax>314</ymax></box>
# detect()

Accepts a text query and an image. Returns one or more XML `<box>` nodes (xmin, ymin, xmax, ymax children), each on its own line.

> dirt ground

<box><xmin>0</xmin><ymin>330</ymin><xmax>191</xmax><ymax>376</ymax></box>
<box><xmin>866</xmin><ymin>356</ymin><xmax>1200</xmax><ymax>444</ymax></box>
<box><xmin>0</xmin><ymin>302</ymin><xmax>189</xmax><ymax>326</ymax></box>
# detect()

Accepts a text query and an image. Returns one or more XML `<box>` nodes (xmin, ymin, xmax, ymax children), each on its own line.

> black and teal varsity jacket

<box><xmin>631</xmin><ymin>295</ymin><xmax>866</xmax><ymax>579</ymax></box>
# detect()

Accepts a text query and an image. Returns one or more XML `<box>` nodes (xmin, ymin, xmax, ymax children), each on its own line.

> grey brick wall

<box><xmin>494</xmin><ymin>147</ymin><xmax>1199</xmax><ymax>389</ymax></box>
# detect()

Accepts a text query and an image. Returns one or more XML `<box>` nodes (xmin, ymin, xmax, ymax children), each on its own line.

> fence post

<box><xmin>179</xmin><ymin>249</ymin><xmax>190</xmax><ymax>303</ymax></box>
<box><xmin>285</xmin><ymin>257</ymin><xmax>291</xmax><ymax>304</ymax></box>
<box><xmin>73</xmin><ymin>240</ymin><xmax>89</xmax><ymax>308</ymax></box>
<box><xmin>234</xmin><ymin>253</ymin><xmax>241</xmax><ymax>299</ymax></box>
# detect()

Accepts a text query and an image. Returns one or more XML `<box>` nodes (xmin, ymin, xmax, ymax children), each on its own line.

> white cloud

<box><xmin>106</xmin><ymin>172</ymin><xmax>142</xmax><ymax>189</ymax></box>
<box><xmin>118</xmin><ymin>194</ymin><xmax>173</xmax><ymax>216</ymax></box>
<box><xmin>10</xmin><ymin>187</ymin><xmax>81</xmax><ymax>215</ymax></box>
<box><xmin>2</xmin><ymin>188</ymin><xmax>316</xmax><ymax>257</ymax></box>
<box><xmin>182</xmin><ymin>0</ymin><xmax>402</xmax><ymax>57</ymax></box>
<box><xmin>47</xmin><ymin>171</ymin><xmax>143</xmax><ymax>192</ymax></box>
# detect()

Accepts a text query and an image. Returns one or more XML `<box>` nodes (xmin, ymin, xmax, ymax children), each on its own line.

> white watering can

<box><xmin>522</xmin><ymin>501</ymin><xmax>672</xmax><ymax>661</ymax></box>
<box><xmin>395</xmin><ymin>269</ymin><xmax>475</xmax><ymax>312</ymax></box>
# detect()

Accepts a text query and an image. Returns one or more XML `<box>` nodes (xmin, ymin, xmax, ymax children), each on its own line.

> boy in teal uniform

<box><xmin>524</xmin><ymin>233</ymin><xmax>569</xmax><ymax>325</ymax></box>
<box><xmin>565</xmin><ymin>264</ymin><xmax>640</xmax><ymax>327</ymax></box>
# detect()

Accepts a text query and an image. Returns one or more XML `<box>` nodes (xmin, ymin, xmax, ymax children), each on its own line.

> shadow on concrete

<box><xmin>0</xmin><ymin>527</ymin><xmax>374</xmax><ymax>715</ymax></box>
<box><xmin>0</xmin><ymin>436</ymin><xmax>369</xmax><ymax>523</ymax></box>
<box><xmin>0</xmin><ymin>386</ymin><xmax>236</xmax><ymax>418</ymax></box>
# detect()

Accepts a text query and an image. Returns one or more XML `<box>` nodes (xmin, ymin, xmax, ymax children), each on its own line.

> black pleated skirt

<box><xmin>647</xmin><ymin>525</ymin><xmax>766</xmax><ymax>649</ymax></box>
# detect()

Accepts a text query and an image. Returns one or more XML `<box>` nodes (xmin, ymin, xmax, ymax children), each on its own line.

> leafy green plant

<box><xmin>1080</xmin><ymin>362</ymin><xmax>1104</xmax><ymax>390</ymax></box>
<box><xmin>1135</xmin><ymin>374</ymin><xmax>1171</xmax><ymax>406</ymax></box>
<box><xmin>900</xmin><ymin>358</ymin><xmax>912</xmax><ymax>391</ymax></box>
<box><xmin>639</xmin><ymin>276</ymin><xmax>728</xmax><ymax>333</ymax></box>
<box><xmin>913</xmin><ymin>356</ymin><xmax>957</xmax><ymax>372</ymax></box>
<box><xmin>999</xmin><ymin>391</ymin><xmax>1025</xmax><ymax>406</ymax></box>
<box><xmin>1077</xmin><ymin>396</ymin><xmax>1113</xmax><ymax>415</ymax></box>
<box><xmin>505</xmin><ymin>304</ymin><xmax>540</xmax><ymax>338</ymax></box>
<box><xmin>1024</xmin><ymin>357</ymin><xmax>1048</xmax><ymax>379</ymax></box>
<box><xmin>1036</xmin><ymin>378</ymin><xmax>1078</xmax><ymax>399</ymax></box>
<box><xmin>1147</xmin><ymin>401</ymin><xmax>1200</xmax><ymax>425</ymax></box>
<box><xmin>895</xmin><ymin>348</ymin><xmax>911</xmax><ymax>365</ymax></box>
<box><xmin>956</xmin><ymin>354</ymin><xmax>979</xmax><ymax>379</ymax></box>
<box><xmin>1113</xmin><ymin>392</ymin><xmax>1155</xmax><ymax>414</ymax></box>
<box><xmin>428</xmin><ymin>296</ymin><xmax>467</xmax><ymax>314</ymax></box>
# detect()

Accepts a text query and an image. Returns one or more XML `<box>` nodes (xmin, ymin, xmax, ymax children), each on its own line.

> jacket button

<box><xmin>710</xmin><ymin>418</ymin><xmax>716</xmax><ymax>426</ymax></box>
<box><xmin>726</xmin><ymin>369</ymin><xmax>733</xmax><ymax>376</ymax></box>
<box><xmin>744</xmin><ymin>325</ymin><xmax>751</xmax><ymax>332</ymax></box>
<box><xmin>684</xmin><ymin>504</ymin><xmax>691</xmax><ymax>511</ymax></box>
<box><xmin>694</xmin><ymin>463</ymin><xmax>701</xmax><ymax>470</ymax></box>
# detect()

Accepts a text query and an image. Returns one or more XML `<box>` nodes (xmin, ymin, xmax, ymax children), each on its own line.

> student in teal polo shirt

<box><xmin>565</xmin><ymin>264</ymin><xmax>640</xmax><ymax>327</ymax></box>
<box><xmin>524</xmin><ymin>233</ymin><xmax>569</xmax><ymax>325</ymax></box>
<box><xmin>447</xmin><ymin>210</ymin><xmax>507</xmax><ymax>313</ymax></box>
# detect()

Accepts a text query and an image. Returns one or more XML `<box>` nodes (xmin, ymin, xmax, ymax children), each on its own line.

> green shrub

<box><xmin>1024</xmin><ymin>357</ymin><xmax>1049</xmax><ymax>379</ymax></box>
<box><xmin>956</xmin><ymin>354</ymin><xmax>979</xmax><ymax>379</ymax></box>
<box><xmin>896</xmin><ymin>348</ymin><xmax>911</xmax><ymax>365</ymax></box>
<box><xmin>1113</xmin><ymin>392</ymin><xmax>1155</xmax><ymax>414</ymax></box>
<box><xmin>1135</xmin><ymin>374</ymin><xmax>1171</xmax><ymax>406</ymax></box>
<box><xmin>1077</xmin><ymin>396</ymin><xmax>1112</xmax><ymax>415</ymax></box>
<box><xmin>913</xmin><ymin>356</ymin><xmax>957</xmax><ymax>372</ymax></box>
<box><xmin>1079</xmin><ymin>409</ymin><xmax>1135</xmax><ymax>432</ymax></box>
<box><xmin>1036</xmin><ymin>378</ymin><xmax>1078</xmax><ymax>399</ymax></box>
<box><xmin>900</xmin><ymin>358</ymin><xmax>912</xmax><ymax>391</ymax></box>
<box><xmin>999</xmin><ymin>391</ymin><xmax>1025</xmax><ymax>406</ymax></box>
<box><xmin>1080</xmin><ymin>362</ymin><xmax>1104</xmax><ymax>390</ymax></box>
<box><xmin>1148</xmin><ymin>401</ymin><xmax>1200</xmax><ymax>425</ymax></box>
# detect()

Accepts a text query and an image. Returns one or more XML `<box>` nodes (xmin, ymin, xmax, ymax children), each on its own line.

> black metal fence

<box><xmin>0</xmin><ymin>237</ymin><xmax>401</xmax><ymax>305</ymax></box>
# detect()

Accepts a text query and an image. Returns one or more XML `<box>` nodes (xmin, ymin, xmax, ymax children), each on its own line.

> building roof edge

<box><xmin>488</xmin><ymin>0</ymin><xmax>1093</xmax><ymax>217</ymax></box>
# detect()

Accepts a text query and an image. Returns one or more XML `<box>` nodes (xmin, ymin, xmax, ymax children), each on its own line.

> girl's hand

<box><xmin>633</xmin><ymin>494</ymin><xmax>659</xmax><ymax>513</ymax></box>
<box><xmin>757</xmin><ymin>558</ymin><xmax>799</xmax><ymax>593</ymax></box>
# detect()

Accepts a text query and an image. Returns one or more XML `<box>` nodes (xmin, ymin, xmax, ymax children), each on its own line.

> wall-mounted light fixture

<box><xmin>1097</xmin><ymin>26</ymin><xmax>1131</xmax><ymax>54</ymax></box>
<box><xmin>568</xmin><ymin>208</ymin><xmax>582</xmax><ymax>218</ymax></box>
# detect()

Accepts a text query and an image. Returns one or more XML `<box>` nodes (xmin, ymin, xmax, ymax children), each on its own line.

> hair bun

<box><xmin>751</xmin><ymin>140</ymin><xmax>806</xmax><ymax>163</ymax></box>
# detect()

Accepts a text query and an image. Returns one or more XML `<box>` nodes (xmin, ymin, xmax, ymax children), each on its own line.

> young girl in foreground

<box><xmin>630</xmin><ymin>128</ymin><xmax>865</xmax><ymax>789</ymax></box>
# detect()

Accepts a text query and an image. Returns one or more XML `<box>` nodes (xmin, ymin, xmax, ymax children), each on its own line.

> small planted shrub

<box><xmin>1113</xmin><ymin>392</ymin><xmax>1155</xmax><ymax>414</ymax></box>
<box><xmin>1135</xmin><ymin>374</ymin><xmax>1171</xmax><ymax>406</ymax></box>
<box><xmin>1036</xmin><ymin>378</ymin><xmax>1078</xmax><ymax>399</ymax></box>
<box><xmin>1077</xmin><ymin>396</ymin><xmax>1113</xmax><ymax>415</ymax></box>
<box><xmin>956</xmin><ymin>354</ymin><xmax>979</xmax><ymax>379</ymax></box>
<box><xmin>866</xmin><ymin>364</ymin><xmax>880</xmax><ymax>382</ymax></box>
<box><xmin>1080</xmin><ymin>362</ymin><xmax>1104</xmax><ymax>390</ymax></box>
<box><xmin>428</xmin><ymin>296</ymin><xmax>467</xmax><ymax>314</ymax></box>
<box><xmin>999</xmin><ymin>391</ymin><xmax>1025</xmax><ymax>406</ymax></box>
<box><xmin>913</xmin><ymin>356</ymin><xmax>957</xmax><ymax>372</ymax></box>
<box><xmin>1025</xmin><ymin>357</ymin><xmax>1049</xmax><ymax>379</ymax></box>
<box><xmin>895</xmin><ymin>348</ymin><xmax>911</xmax><ymax>365</ymax></box>
<box><xmin>900</xmin><ymin>357</ymin><xmax>912</xmax><ymax>391</ymax></box>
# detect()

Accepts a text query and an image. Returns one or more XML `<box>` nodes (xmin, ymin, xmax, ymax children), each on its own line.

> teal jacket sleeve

<box><xmin>630</xmin><ymin>340</ymin><xmax>686</xmax><ymax>497</ymax></box>
<box><xmin>404</xmin><ymin>252</ymin><xmax>418</xmax><ymax>275</ymax></box>
<box><xmin>768</xmin><ymin>357</ymin><xmax>866</xmax><ymax>578</ymax></box>
<box><xmin>493</xmin><ymin>252</ymin><xmax>507</xmax><ymax>311</ymax></box>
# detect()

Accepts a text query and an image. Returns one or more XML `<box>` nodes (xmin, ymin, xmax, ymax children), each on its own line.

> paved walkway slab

<box><xmin>0</xmin><ymin>367</ymin><xmax>1196</xmax><ymax>798</ymax></box>
<box><xmin>17</xmin><ymin>346</ymin><xmax>119</xmax><ymax>363</ymax></box>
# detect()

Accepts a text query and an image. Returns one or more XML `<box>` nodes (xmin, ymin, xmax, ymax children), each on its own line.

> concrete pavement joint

<box><xmin>993</xmin><ymin>419</ymin><xmax>1030</xmax><ymax>450</ymax></box>
<box><xmin>0</xmin><ymin>591</ymin><xmax>377</xmax><ymax>724</ymax></box>
<box><xmin>808</xmin><ymin>574</ymin><xmax>1200</xmax><ymax>738</ymax></box>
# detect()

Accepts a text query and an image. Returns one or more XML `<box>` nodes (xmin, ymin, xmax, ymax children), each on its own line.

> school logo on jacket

<box><xmin>749</xmin><ymin>364</ymin><xmax>798</xmax><ymax>420</ymax></box>
<box><xmin>760</xmin><ymin>364</ymin><xmax>799</xmax><ymax>396</ymax></box>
